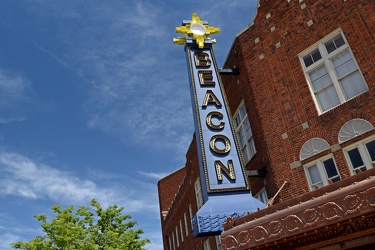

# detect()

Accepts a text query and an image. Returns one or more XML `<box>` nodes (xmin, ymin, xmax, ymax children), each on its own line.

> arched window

<box><xmin>300</xmin><ymin>138</ymin><xmax>330</xmax><ymax>161</ymax></box>
<box><xmin>338</xmin><ymin>119</ymin><xmax>373</xmax><ymax>143</ymax></box>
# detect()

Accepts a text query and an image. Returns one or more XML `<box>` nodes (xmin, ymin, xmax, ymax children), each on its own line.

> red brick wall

<box><xmin>158</xmin><ymin>167</ymin><xmax>186</xmax><ymax>215</ymax></box>
<box><xmin>158</xmin><ymin>136</ymin><xmax>220</xmax><ymax>249</ymax></box>
<box><xmin>222</xmin><ymin>0</ymin><xmax>375</xmax><ymax>203</ymax></box>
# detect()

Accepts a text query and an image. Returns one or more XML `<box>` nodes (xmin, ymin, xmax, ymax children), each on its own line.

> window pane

<box><xmin>325</xmin><ymin>34</ymin><xmax>345</xmax><ymax>53</ymax></box>
<box><xmin>341</xmin><ymin>71</ymin><xmax>367</xmax><ymax>99</ymax></box>
<box><xmin>303</xmin><ymin>49</ymin><xmax>321</xmax><ymax>67</ymax></box>
<box><xmin>341</xmin><ymin>75</ymin><xmax>357</xmax><ymax>99</ymax></box>
<box><xmin>304</xmin><ymin>56</ymin><xmax>313</xmax><ymax>68</ymax></box>
<box><xmin>325</xmin><ymin>40</ymin><xmax>336</xmax><ymax>54</ymax></box>
<box><xmin>332</xmin><ymin>50</ymin><xmax>356</xmax><ymax>78</ymax></box>
<box><xmin>308</xmin><ymin>165</ymin><xmax>321</xmax><ymax>184</ymax></box>
<box><xmin>317</xmin><ymin>85</ymin><xmax>340</xmax><ymax>111</ymax></box>
<box><xmin>244</xmin><ymin>120</ymin><xmax>253</xmax><ymax>138</ymax></box>
<box><xmin>248</xmin><ymin>139</ymin><xmax>256</xmax><ymax>157</ymax></box>
<box><xmin>351</xmin><ymin>71</ymin><xmax>367</xmax><ymax>94</ymax></box>
<box><xmin>365</xmin><ymin>140</ymin><xmax>375</xmax><ymax>162</ymax></box>
<box><xmin>310</xmin><ymin>65</ymin><xmax>331</xmax><ymax>91</ymax></box>
<box><xmin>234</xmin><ymin>114</ymin><xmax>241</xmax><ymax>127</ymax></box>
<box><xmin>242</xmin><ymin>146</ymin><xmax>249</xmax><ymax>163</ymax></box>
<box><xmin>334</xmin><ymin>34</ymin><xmax>345</xmax><ymax>48</ymax></box>
<box><xmin>323</xmin><ymin>158</ymin><xmax>339</xmax><ymax>179</ymax></box>
<box><xmin>309</xmin><ymin>70</ymin><xmax>320</xmax><ymax>82</ymax></box>
<box><xmin>312</xmin><ymin>49</ymin><xmax>322</xmax><ymax>62</ymax></box>
<box><xmin>347</xmin><ymin>148</ymin><xmax>364</xmax><ymax>169</ymax></box>
<box><xmin>237</xmin><ymin>129</ymin><xmax>245</xmax><ymax>147</ymax></box>
<box><xmin>331</xmin><ymin>176</ymin><xmax>341</xmax><ymax>183</ymax></box>
<box><xmin>234</xmin><ymin>104</ymin><xmax>256</xmax><ymax>163</ymax></box>
<box><xmin>240</xmin><ymin>105</ymin><xmax>247</xmax><ymax>119</ymax></box>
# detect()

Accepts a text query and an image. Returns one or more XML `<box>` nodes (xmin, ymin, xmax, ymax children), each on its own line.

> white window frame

<box><xmin>189</xmin><ymin>204</ymin><xmax>193</xmax><ymax>231</ymax></box>
<box><xmin>184</xmin><ymin>212</ymin><xmax>189</xmax><ymax>237</ymax></box>
<box><xmin>343</xmin><ymin>135</ymin><xmax>375</xmax><ymax>175</ymax></box>
<box><xmin>194</xmin><ymin>178</ymin><xmax>204</xmax><ymax>209</ymax></box>
<box><xmin>299</xmin><ymin>29</ymin><xmax>368</xmax><ymax>114</ymax></box>
<box><xmin>233</xmin><ymin>101</ymin><xmax>256</xmax><ymax>163</ymax></box>
<box><xmin>179</xmin><ymin>220</ymin><xmax>184</xmax><ymax>242</ymax></box>
<box><xmin>254</xmin><ymin>188</ymin><xmax>268</xmax><ymax>204</ymax></box>
<box><xmin>168</xmin><ymin>235</ymin><xmax>172</xmax><ymax>250</ymax></box>
<box><xmin>175</xmin><ymin>226</ymin><xmax>179</xmax><ymax>247</ymax></box>
<box><xmin>172</xmin><ymin>231</ymin><xmax>175</xmax><ymax>250</ymax></box>
<box><xmin>303</xmin><ymin>154</ymin><xmax>341</xmax><ymax>191</ymax></box>
<box><xmin>203</xmin><ymin>239</ymin><xmax>211</xmax><ymax>250</ymax></box>
<box><xmin>215</xmin><ymin>235</ymin><xmax>223</xmax><ymax>250</ymax></box>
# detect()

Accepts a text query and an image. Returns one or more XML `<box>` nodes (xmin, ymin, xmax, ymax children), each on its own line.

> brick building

<box><xmin>159</xmin><ymin>0</ymin><xmax>375</xmax><ymax>249</ymax></box>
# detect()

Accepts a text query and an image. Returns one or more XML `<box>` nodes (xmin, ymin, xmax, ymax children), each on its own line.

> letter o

<box><xmin>210</xmin><ymin>134</ymin><xmax>231</xmax><ymax>154</ymax></box>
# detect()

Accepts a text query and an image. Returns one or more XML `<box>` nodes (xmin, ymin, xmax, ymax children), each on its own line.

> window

<box><xmin>203</xmin><ymin>239</ymin><xmax>211</xmax><ymax>250</ymax></box>
<box><xmin>189</xmin><ymin>204</ymin><xmax>193</xmax><ymax>231</ymax></box>
<box><xmin>338</xmin><ymin>119</ymin><xmax>374</xmax><ymax>143</ymax></box>
<box><xmin>300</xmin><ymin>138</ymin><xmax>330</xmax><ymax>161</ymax></box>
<box><xmin>194</xmin><ymin>178</ymin><xmax>204</xmax><ymax>209</ymax></box>
<box><xmin>184</xmin><ymin>212</ymin><xmax>189</xmax><ymax>237</ymax></box>
<box><xmin>254</xmin><ymin>188</ymin><xmax>268</xmax><ymax>204</ymax></box>
<box><xmin>172</xmin><ymin>232</ymin><xmax>175</xmax><ymax>250</ymax></box>
<box><xmin>215</xmin><ymin>236</ymin><xmax>223</xmax><ymax>250</ymax></box>
<box><xmin>304</xmin><ymin>155</ymin><xmax>341</xmax><ymax>190</ymax></box>
<box><xmin>344</xmin><ymin>137</ymin><xmax>375</xmax><ymax>175</ymax></box>
<box><xmin>179</xmin><ymin>220</ymin><xmax>184</xmax><ymax>242</ymax></box>
<box><xmin>175</xmin><ymin>226</ymin><xmax>179</xmax><ymax>247</ymax></box>
<box><xmin>234</xmin><ymin>102</ymin><xmax>256</xmax><ymax>163</ymax></box>
<box><xmin>299</xmin><ymin>30</ymin><xmax>367</xmax><ymax>113</ymax></box>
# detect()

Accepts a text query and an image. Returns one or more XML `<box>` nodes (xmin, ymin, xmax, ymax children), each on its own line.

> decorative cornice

<box><xmin>222</xmin><ymin>175</ymin><xmax>375</xmax><ymax>249</ymax></box>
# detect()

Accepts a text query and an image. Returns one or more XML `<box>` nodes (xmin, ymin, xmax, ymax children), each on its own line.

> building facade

<box><xmin>159</xmin><ymin>0</ymin><xmax>375</xmax><ymax>249</ymax></box>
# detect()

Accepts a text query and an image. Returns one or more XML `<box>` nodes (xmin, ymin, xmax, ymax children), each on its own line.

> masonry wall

<box><xmin>158</xmin><ymin>136</ymin><xmax>220</xmax><ymax>250</ymax></box>
<box><xmin>158</xmin><ymin>167</ymin><xmax>186</xmax><ymax>218</ymax></box>
<box><xmin>222</xmin><ymin>0</ymin><xmax>375</xmax><ymax>204</ymax></box>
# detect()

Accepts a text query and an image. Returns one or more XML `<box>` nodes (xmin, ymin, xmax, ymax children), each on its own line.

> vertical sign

<box><xmin>187</xmin><ymin>46</ymin><xmax>250</xmax><ymax>193</ymax></box>
<box><xmin>174</xmin><ymin>13</ymin><xmax>265</xmax><ymax>237</ymax></box>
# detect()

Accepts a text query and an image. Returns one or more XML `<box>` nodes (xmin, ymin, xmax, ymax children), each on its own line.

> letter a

<box><xmin>202</xmin><ymin>90</ymin><xmax>222</xmax><ymax>108</ymax></box>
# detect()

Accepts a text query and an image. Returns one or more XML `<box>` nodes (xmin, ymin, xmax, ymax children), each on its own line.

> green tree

<box><xmin>11</xmin><ymin>199</ymin><xmax>150</xmax><ymax>250</ymax></box>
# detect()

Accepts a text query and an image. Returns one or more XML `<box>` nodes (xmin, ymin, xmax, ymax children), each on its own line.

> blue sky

<box><xmin>0</xmin><ymin>1</ymin><xmax>257</xmax><ymax>249</ymax></box>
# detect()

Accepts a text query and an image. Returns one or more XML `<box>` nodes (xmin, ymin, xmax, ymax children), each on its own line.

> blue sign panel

<box><xmin>186</xmin><ymin>46</ymin><xmax>250</xmax><ymax>193</ymax></box>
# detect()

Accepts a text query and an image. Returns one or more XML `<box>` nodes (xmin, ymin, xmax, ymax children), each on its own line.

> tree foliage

<box><xmin>11</xmin><ymin>199</ymin><xmax>150</xmax><ymax>250</ymax></box>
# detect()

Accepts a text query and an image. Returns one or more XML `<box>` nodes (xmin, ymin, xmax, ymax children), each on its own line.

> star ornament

<box><xmin>173</xmin><ymin>13</ymin><xmax>220</xmax><ymax>48</ymax></box>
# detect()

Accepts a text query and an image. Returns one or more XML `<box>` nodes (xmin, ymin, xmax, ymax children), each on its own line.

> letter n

<box><xmin>215</xmin><ymin>160</ymin><xmax>236</xmax><ymax>181</ymax></box>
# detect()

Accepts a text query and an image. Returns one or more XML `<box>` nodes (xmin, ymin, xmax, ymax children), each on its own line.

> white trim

<box><xmin>338</xmin><ymin>119</ymin><xmax>374</xmax><ymax>143</ymax></box>
<box><xmin>303</xmin><ymin>154</ymin><xmax>340</xmax><ymax>191</ymax></box>
<box><xmin>343</xmin><ymin>135</ymin><xmax>375</xmax><ymax>175</ymax></box>
<box><xmin>233</xmin><ymin>101</ymin><xmax>257</xmax><ymax>163</ymax></box>
<box><xmin>300</xmin><ymin>138</ymin><xmax>330</xmax><ymax>161</ymax></box>
<box><xmin>298</xmin><ymin>28</ymin><xmax>368</xmax><ymax>114</ymax></box>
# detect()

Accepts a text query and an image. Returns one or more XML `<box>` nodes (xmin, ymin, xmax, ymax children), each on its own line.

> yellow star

<box><xmin>174</xmin><ymin>13</ymin><xmax>220</xmax><ymax>48</ymax></box>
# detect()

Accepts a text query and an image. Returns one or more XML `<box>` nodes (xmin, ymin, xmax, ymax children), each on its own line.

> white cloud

<box><xmin>0</xmin><ymin>68</ymin><xmax>33</xmax><ymax>124</ymax></box>
<box><xmin>0</xmin><ymin>233</ymin><xmax>20</xmax><ymax>250</ymax></box>
<box><xmin>139</xmin><ymin>171</ymin><xmax>170</xmax><ymax>180</ymax></box>
<box><xmin>26</xmin><ymin>1</ymin><xmax>194</xmax><ymax>159</ymax></box>
<box><xmin>0</xmin><ymin>69</ymin><xmax>31</xmax><ymax>107</ymax></box>
<box><xmin>0</xmin><ymin>116</ymin><xmax>26</xmax><ymax>124</ymax></box>
<box><xmin>19</xmin><ymin>0</ymin><xmax>256</xmax><ymax>162</ymax></box>
<box><xmin>0</xmin><ymin>151</ymin><xmax>157</xmax><ymax>213</ymax></box>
